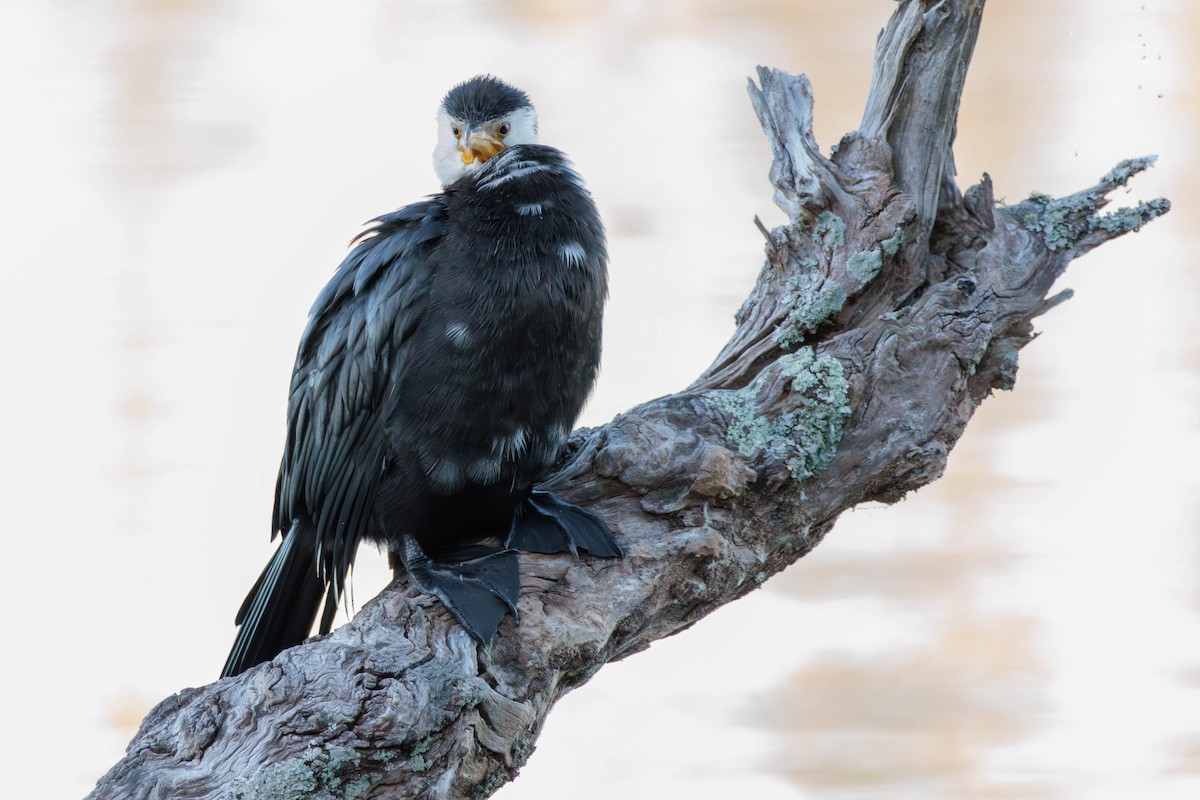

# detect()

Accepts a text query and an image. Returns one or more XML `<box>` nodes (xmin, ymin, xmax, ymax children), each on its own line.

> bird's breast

<box><xmin>388</xmin><ymin>150</ymin><xmax>606</xmax><ymax>496</ymax></box>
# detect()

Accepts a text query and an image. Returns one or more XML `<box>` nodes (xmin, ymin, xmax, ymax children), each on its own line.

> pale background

<box><xmin>2</xmin><ymin>1</ymin><xmax>1197</xmax><ymax>798</ymax></box>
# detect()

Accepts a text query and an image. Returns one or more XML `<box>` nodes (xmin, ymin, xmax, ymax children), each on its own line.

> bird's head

<box><xmin>434</xmin><ymin>75</ymin><xmax>538</xmax><ymax>187</ymax></box>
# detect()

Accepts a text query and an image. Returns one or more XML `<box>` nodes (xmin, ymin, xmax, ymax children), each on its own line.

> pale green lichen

<box><xmin>321</xmin><ymin>747</ymin><xmax>366</xmax><ymax>796</ymax></box>
<box><xmin>228</xmin><ymin>760</ymin><xmax>318</xmax><ymax>800</ymax></box>
<box><xmin>707</xmin><ymin>349</ymin><xmax>851</xmax><ymax>481</ymax></box>
<box><xmin>227</xmin><ymin>745</ymin><xmax>371</xmax><ymax>800</ymax></box>
<box><xmin>775</xmin><ymin>215</ymin><xmax>890</xmax><ymax>348</ymax></box>
<box><xmin>409</xmin><ymin>736</ymin><xmax>433</xmax><ymax>772</ymax></box>
<box><xmin>1093</xmin><ymin>198</ymin><xmax>1170</xmax><ymax>235</ymax></box>
<box><xmin>1021</xmin><ymin>193</ymin><xmax>1167</xmax><ymax>251</ymax></box>
<box><xmin>881</xmin><ymin>228</ymin><xmax>904</xmax><ymax>256</ymax></box>
<box><xmin>847</xmin><ymin>249</ymin><xmax>883</xmax><ymax>284</ymax></box>
<box><xmin>1102</xmin><ymin>155</ymin><xmax>1156</xmax><ymax>188</ymax></box>
<box><xmin>775</xmin><ymin>263</ymin><xmax>847</xmax><ymax>349</ymax></box>
<box><xmin>1020</xmin><ymin>157</ymin><xmax>1165</xmax><ymax>250</ymax></box>
<box><xmin>814</xmin><ymin>210</ymin><xmax>846</xmax><ymax>248</ymax></box>
<box><xmin>1020</xmin><ymin>193</ymin><xmax>1098</xmax><ymax>251</ymax></box>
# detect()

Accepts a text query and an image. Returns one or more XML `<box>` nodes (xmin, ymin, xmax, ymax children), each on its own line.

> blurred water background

<box><xmin>2</xmin><ymin>1</ymin><xmax>1197</xmax><ymax>797</ymax></box>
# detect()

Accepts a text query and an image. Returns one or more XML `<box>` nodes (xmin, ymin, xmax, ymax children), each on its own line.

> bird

<box><xmin>221</xmin><ymin>75</ymin><xmax>621</xmax><ymax>678</ymax></box>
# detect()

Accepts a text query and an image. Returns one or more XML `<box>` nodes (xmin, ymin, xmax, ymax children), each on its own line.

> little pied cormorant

<box><xmin>222</xmin><ymin>75</ymin><xmax>620</xmax><ymax>678</ymax></box>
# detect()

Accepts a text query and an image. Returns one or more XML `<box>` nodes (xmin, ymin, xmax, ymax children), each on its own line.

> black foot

<box><xmin>398</xmin><ymin>536</ymin><xmax>520</xmax><ymax>644</ymax></box>
<box><xmin>506</xmin><ymin>491</ymin><xmax>623</xmax><ymax>558</ymax></box>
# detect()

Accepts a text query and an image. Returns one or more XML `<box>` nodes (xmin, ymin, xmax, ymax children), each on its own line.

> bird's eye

<box><xmin>452</xmin><ymin>125</ymin><xmax>461</xmax><ymax>137</ymax></box>
<box><xmin>497</xmin><ymin>122</ymin><xmax>511</xmax><ymax>137</ymax></box>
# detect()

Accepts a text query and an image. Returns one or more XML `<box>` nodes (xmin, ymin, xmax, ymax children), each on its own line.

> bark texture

<box><xmin>90</xmin><ymin>1</ymin><xmax>1169</xmax><ymax>798</ymax></box>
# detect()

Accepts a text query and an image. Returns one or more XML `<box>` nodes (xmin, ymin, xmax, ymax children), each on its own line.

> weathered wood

<box><xmin>88</xmin><ymin>1</ymin><xmax>1169</xmax><ymax>798</ymax></box>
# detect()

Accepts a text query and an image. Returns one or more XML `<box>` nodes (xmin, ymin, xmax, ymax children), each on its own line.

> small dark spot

<box><xmin>956</xmin><ymin>277</ymin><xmax>976</xmax><ymax>296</ymax></box>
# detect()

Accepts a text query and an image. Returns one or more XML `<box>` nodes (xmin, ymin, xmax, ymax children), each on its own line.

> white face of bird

<box><xmin>433</xmin><ymin>105</ymin><xmax>538</xmax><ymax>187</ymax></box>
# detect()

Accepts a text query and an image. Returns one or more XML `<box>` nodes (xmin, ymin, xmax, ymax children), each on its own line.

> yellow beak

<box><xmin>459</xmin><ymin>129</ymin><xmax>505</xmax><ymax>165</ymax></box>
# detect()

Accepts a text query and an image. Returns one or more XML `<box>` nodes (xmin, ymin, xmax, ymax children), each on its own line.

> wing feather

<box><xmin>271</xmin><ymin>196</ymin><xmax>446</xmax><ymax>617</ymax></box>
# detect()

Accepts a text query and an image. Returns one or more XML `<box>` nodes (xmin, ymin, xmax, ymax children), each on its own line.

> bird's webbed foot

<box><xmin>506</xmin><ymin>490</ymin><xmax>623</xmax><ymax>558</ymax></box>
<box><xmin>397</xmin><ymin>536</ymin><xmax>520</xmax><ymax>644</ymax></box>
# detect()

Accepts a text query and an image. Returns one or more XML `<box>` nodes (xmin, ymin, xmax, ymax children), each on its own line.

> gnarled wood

<box><xmin>88</xmin><ymin>2</ymin><xmax>1169</xmax><ymax>798</ymax></box>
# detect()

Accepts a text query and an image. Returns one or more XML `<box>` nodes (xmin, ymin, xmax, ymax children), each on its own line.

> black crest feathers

<box><xmin>441</xmin><ymin>75</ymin><xmax>533</xmax><ymax>122</ymax></box>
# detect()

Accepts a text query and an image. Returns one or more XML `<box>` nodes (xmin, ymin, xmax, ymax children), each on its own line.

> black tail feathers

<box><xmin>506</xmin><ymin>490</ymin><xmax>623</xmax><ymax>558</ymax></box>
<box><xmin>221</xmin><ymin>522</ymin><xmax>340</xmax><ymax>678</ymax></box>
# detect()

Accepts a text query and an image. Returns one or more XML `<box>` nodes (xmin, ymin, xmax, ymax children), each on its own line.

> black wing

<box><xmin>272</xmin><ymin>197</ymin><xmax>446</xmax><ymax>630</ymax></box>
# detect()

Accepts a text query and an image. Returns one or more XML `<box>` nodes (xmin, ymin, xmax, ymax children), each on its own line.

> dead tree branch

<box><xmin>89</xmin><ymin>1</ymin><xmax>1168</xmax><ymax>798</ymax></box>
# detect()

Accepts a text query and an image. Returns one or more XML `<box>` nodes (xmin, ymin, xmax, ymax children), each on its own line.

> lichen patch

<box><xmin>706</xmin><ymin>348</ymin><xmax>851</xmax><ymax>481</ymax></box>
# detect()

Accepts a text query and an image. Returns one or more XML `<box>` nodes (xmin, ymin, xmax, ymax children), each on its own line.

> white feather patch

<box><xmin>477</xmin><ymin>161</ymin><xmax>551</xmax><ymax>191</ymax></box>
<box><xmin>467</xmin><ymin>456</ymin><xmax>502</xmax><ymax>483</ymax></box>
<box><xmin>494</xmin><ymin>427</ymin><xmax>528</xmax><ymax>459</ymax></box>
<box><xmin>559</xmin><ymin>241</ymin><xmax>587</xmax><ymax>267</ymax></box>
<box><xmin>445</xmin><ymin>322</ymin><xmax>473</xmax><ymax>349</ymax></box>
<box><xmin>427</xmin><ymin>459</ymin><xmax>463</xmax><ymax>491</ymax></box>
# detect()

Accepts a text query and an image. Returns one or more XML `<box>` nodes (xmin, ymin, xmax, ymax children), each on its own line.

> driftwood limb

<box><xmin>89</xmin><ymin>1</ymin><xmax>1169</xmax><ymax>798</ymax></box>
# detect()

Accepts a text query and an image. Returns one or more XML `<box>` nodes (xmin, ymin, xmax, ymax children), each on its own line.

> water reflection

<box><xmin>5</xmin><ymin>1</ymin><xmax>1198</xmax><ymax>798</ymax></box>
<box><xmin>102</xmin><ymin>0</ymin><xmax>249</xmax><ymax>496</ymax></box>
<box><xmin>762</xmin><ymin>617</ymin><xmax>1049</xmax><ymax>796</ymax></box>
